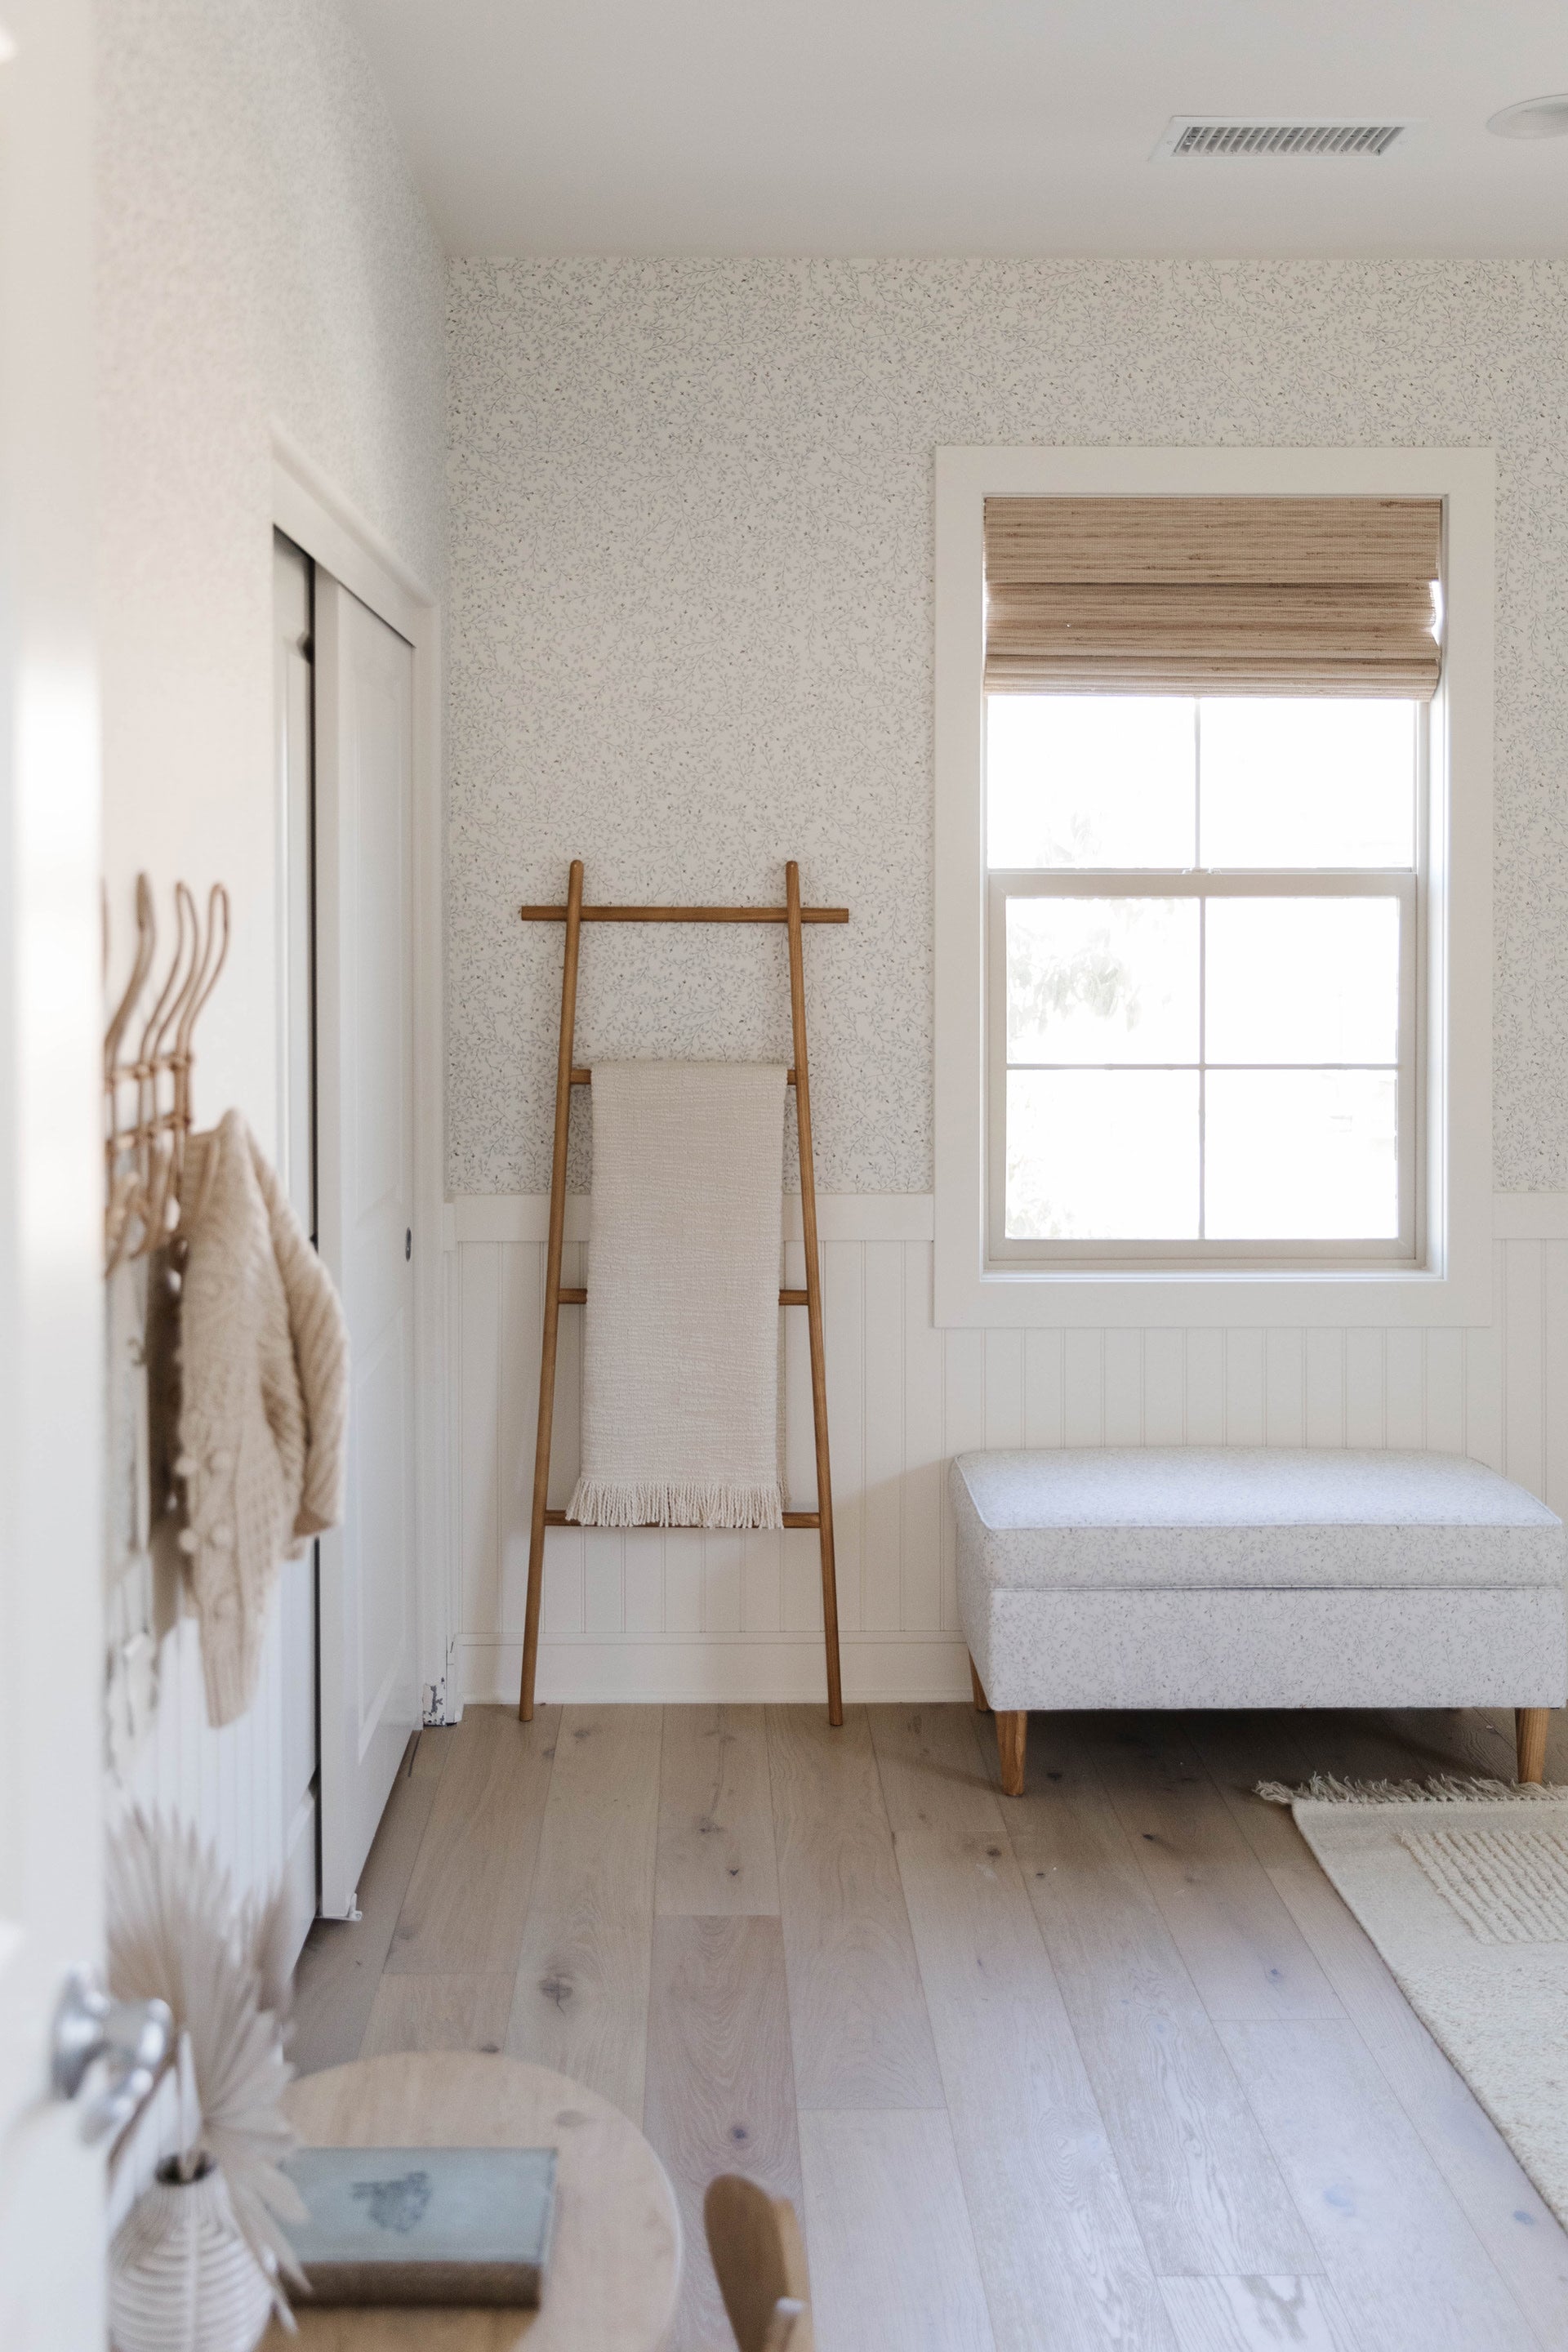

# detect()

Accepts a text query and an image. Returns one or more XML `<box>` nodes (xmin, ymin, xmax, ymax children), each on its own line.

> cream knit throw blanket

<box><xmin>568</xmin><ymin>1062</ymin><xmax>787</xmax><ymax>1530</ymax></box>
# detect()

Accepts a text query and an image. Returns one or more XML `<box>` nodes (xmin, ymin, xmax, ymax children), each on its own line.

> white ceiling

<box><xmin>341</xmin><ymin>0</ymin><xmax>1568</xmax><ymax>257</ymax></box>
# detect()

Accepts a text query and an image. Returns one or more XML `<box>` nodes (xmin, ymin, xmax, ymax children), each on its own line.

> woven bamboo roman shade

<box><xmin>983</xmin><ymin>496</ymin><xmax>1443</xmax><ymax>697</ymax></box>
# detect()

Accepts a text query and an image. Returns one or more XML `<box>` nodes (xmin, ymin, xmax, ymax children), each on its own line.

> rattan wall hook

<box><xmin>104</xmin><ymin>874</ymin><xmax>231</xmax><ymax>1273</ymax></box>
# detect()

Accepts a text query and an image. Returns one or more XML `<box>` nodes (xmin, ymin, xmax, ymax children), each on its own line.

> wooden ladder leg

<box><xmin>786</xmin><ymin>861</ymin><xmax>842</xmax><ymax>1729</ymax></box>
<box><xmin>1517</xmin><ymin>1707</ymin><xmax>1551</xmax><ymax>1786</ymax></box>
<box><xmin>519</xmin><ymin>859</ymin><xmax>584</xmax><ymax>1722</ymax></box>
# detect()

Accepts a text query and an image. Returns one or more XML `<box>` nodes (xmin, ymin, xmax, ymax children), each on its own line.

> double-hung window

<box><xmin>933</xmin><ymin>449</ymin><xmax>1495</xmax><ymax>1330</ymax></box>
<box><xmin>990</xmin><ymin>693</ymin><xmax>1421</xmax><ymax>1263</ymax></box>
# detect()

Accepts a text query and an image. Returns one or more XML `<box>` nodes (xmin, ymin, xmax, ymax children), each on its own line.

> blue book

<box><xmin>282</xmin><ymin>2146</ymin><xmax>557</xmax><ymax>2307</ymax></box>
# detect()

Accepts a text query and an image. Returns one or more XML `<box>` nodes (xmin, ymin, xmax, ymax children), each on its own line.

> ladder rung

<box><xmin>570</xmin><ymin>1066</ymin><xmax>799</xmax><ymax>1085</ymax></box>
<box><xmin>521</xmin><ymin>904</ymin><xmax>848</xmax><ymax>924</ymax></box>
<box><xmin>543</xmin><ymin>1507</ymin><xmax>821</xmax><ymax>1530</ymax></box>
<box><xmin>557</xmin><ymin>1286</ymin><xmax>808</xmax><ymax>1307</ymax></box>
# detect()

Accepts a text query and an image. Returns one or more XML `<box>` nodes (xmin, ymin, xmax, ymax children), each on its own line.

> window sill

<box><xmin>934</xmin><ymin>1251</ymin><xmax>1494</xmax><ymax>1330</ymax></box>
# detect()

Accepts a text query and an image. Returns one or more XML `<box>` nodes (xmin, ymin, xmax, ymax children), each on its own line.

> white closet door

<box><xmin>275</xmin><ymin>531</ymin><xmax>316</xmax><ymax>1232</ymax></box>
<box><xmin>314</xmin><ymin>574</ymin><xmax>419</xmax><ymax>1920</ymax></box>
<box><xmin>272</xmin><ymin>531</ymin><xmax>321</xmax><ymax>1957</ymax></box>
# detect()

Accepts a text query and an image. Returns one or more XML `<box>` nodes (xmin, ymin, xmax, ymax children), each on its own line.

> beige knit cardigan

<box><xmin>176</xmin><ymin>1110</ymin><xmax>349</xmax><ymax>1727</ymax></box>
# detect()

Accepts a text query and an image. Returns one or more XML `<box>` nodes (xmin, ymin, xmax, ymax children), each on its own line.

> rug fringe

<box><xmin>1257</xmin><ymin>1771</ymin><xmax>1561</xmax><ymax>1808</ymax></box>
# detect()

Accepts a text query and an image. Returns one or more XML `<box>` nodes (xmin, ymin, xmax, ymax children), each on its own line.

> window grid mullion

<box><xmin>993</xmin><ymin>869</ymin><xmax>1416</xmax><ymax>897</ymax></box>
<box><xmin>1198</xmin><ymin>894</ymin><xmax>1207</xmax><ymax>1241</ymax></box>
<box><xmin>1007</xmin><ymin>1062</ymin><xmax>1400</xmax><ymax>1072</ymax></box>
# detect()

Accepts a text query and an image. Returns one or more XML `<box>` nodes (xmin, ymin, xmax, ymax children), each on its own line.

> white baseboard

<box><xmin>457</xmin><ymin>1633</ymin><xmax>970</xmax><ymax>1706</ymax></box>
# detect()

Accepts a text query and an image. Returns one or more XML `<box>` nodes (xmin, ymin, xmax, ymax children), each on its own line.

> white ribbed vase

<box><xmin>109</xmin><ymin>2161</ymin><xmax>274</xmax><ymax>2352</ymax></box>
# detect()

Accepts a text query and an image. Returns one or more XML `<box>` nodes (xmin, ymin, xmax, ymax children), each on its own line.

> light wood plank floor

<box><xmin>292</xmin><ymin>1700</ymin><xmax>1568</xmax><ymax>2352</ymax></box>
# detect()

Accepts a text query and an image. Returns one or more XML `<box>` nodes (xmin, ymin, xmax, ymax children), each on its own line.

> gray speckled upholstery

<box><xmin>952</xmin><ymin>1448</ymin><xmax>1568</xmax><ymax>1715</ymax></box>
<box><xmin>953</xmin><ymin>1449</ymin><xmax>1563</xmax><ymax>1592</ymax></box>
<box><xmin>980</xmin><ymin>1587</ymin><xmax>1567</xmax><ymax>1712</ymax></box>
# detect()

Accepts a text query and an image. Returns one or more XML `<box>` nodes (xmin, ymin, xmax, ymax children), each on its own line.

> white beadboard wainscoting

<box><xmin>114</xmin><ymin>1560</ymin><xmax>317</xmax><ymax>1936</ymax></box>
<box><xmin>106</xmin><ymin>1575</ymin><xmax>317</xmax><ymax>2235</ymax></box>
<box><xmin>445</xmin><ymin>1196</ymin><xmax>1568</xmax><ymax>1708</ymax></box>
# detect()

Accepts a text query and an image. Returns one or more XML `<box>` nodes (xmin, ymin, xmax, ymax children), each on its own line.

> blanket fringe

<box><xmin>567</xmin><ymin>1476</ymin><xmax>784</xmax><ymax>1530</ymax></box>
<box><xmin>1257</xmin><ymin>1771</ymin><xmax>1561</xmax><ymax>1809</ymax></box>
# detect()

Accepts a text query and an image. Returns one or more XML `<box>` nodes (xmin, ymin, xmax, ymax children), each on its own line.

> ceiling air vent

<box><xmin>1154</xmin><ymin>117</ymin><xmax>1415</xmax><ymax>159</ymax></box>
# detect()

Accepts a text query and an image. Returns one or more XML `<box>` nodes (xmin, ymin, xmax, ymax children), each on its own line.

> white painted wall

<box><xmin>96</xmin><ymin>0</ymin><xmax>446</xmax><ymax>1903</ymax></box>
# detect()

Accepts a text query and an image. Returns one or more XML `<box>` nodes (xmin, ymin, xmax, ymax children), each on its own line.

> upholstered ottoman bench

<box><xmin>951</xmin><ymin>1448</ymin><xmax>1567</xmax><ymax>1797</ymax></box>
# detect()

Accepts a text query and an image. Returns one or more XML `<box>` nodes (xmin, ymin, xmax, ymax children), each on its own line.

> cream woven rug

<box><xmin>1262</xmin><ymin>1776</ymin><xmax>1568</xmax><ymax>2223</ymax></box>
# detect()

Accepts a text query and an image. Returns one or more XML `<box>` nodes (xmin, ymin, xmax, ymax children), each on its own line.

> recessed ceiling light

<box><xmin>1487</xmin><ymin>94</ymin><xmax>1568</xmax><ymax>140</ymax></box>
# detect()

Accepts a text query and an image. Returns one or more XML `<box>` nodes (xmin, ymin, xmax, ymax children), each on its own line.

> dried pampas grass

<box><xmin>108</xmin><ymin>1809</ymin><xmax>306</xmax><ymax>2313</ymax></box>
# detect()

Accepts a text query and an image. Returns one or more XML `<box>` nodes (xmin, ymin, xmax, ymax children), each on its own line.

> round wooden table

<box><xmin>262</xmin><ymin>2052</ymin><xmax>681</xmax><ymax>2351</ymax></box>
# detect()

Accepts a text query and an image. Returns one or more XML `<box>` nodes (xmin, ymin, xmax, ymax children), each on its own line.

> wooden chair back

<box><xmin>703</xmin><ymin>2174</ymin><xmax>814</xmax><ymax>2352</ymax></box>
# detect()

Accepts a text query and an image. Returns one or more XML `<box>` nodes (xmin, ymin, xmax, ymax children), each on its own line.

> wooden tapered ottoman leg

<box><xmin>969</xmin><ymin>1655</ymin><xmax>991</xmax><ymax>1714</ymax></box>
<box><xmin>1517</xmin><ymin>1707</ymin><xmax>1550</xmax><ymax>1786</ymax></box>
<box><xmin>996</xmin><ymin>1711</ymin><xmax>1027</xmax><ymax>1798</ymax></box>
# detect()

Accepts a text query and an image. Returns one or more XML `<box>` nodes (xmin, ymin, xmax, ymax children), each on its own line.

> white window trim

<box><xmin>933</xmin><ymin>444</ymin><xmax>1494</xmax><ymax>1330</ymax></box>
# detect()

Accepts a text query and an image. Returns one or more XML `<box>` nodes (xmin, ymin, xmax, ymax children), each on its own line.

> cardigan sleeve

<box><xmin>250</xmin><ymin>1138</ymin><xmax>350</xmax><ymax>1542</ymax></box>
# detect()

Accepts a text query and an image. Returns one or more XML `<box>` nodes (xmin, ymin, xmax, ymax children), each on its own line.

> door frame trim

<box><xmin>270</xmin><ymin>424</ymin><xmax>450</xmax><ymax>1729</ymax></box>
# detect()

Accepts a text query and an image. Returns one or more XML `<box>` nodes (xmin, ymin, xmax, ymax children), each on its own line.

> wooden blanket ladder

<box><xmin>517</xmin><ymin>860</ymin><xmax>848</xmax><ymax>1728</ymax></box>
